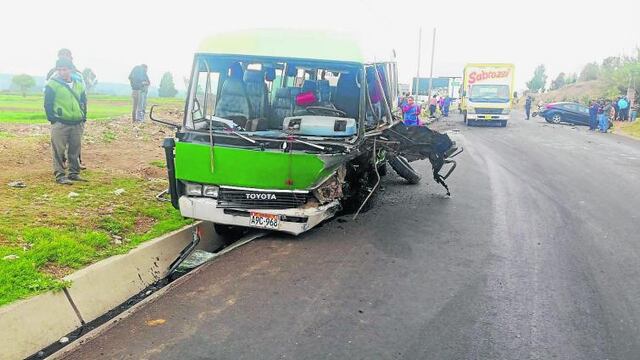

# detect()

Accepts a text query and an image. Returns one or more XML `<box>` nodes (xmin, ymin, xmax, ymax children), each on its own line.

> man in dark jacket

<box><xmin>44</xmin><ymin>58</ymin><xmax>87</xmax><ymax>184</ymax></box>
<box><xmin>525</xmin><ymin>96</ymin><xmax>532</xmax><ymax>120</ymax></box>
<box><xmin>588</xmin><ymin>100</ymin><xmax>599</xmax><ymax>130</ymax></box>
<box><xmin>129</xmin><ymin>64</ymin><xmax>150</xmax><ymax>122</ymax></box>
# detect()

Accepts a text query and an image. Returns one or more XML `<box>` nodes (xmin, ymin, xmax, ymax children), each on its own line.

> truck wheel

<box><xmin>214</xmin><ymin>224</ymin><xmax>245</xmax><ymax>245</ymax></box>
<box><xmin>389</xmin><ymin>155</ymin><xmax>421</xmax><ymax>184</ymax></box>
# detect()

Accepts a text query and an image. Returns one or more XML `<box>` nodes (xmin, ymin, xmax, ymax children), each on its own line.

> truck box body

<box><xmin>460</xmin><ymin>63</ymin><xmax>515</xmax><ymax>126</ymax></box>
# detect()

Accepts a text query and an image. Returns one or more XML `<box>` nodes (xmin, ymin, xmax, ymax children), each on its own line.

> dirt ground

<box><xmin>0</xmin><ymin>114</ymin><xmax>182</xmax><ymax>184</ymax></box>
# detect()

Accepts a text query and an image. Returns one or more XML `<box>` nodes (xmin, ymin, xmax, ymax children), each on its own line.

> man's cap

<box><xmin>56</xmin><ymin>58</ymin><xmax>74</xmax><ymax>69</ymax></box>
<box><xmin>57</xmin><ymin>48</ymin><xmax>72</xmax><ymax>57</ymax></box>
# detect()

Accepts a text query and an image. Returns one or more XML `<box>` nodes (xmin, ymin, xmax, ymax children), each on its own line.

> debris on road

<box><xmin>113</xmin><ymin>188</ymin><xmax>126</xmax><ymax>196</ymax></box>
<box><xmin>59</xmin><ymin>337</ymin><xmax>69</xmax><ymax>344</ymax></box>
<box><xmin>145</xmin><ymin>319</ymin><xmax>166</xmax><ymax>327</ymax></box>
<box><xmin>8</xmin><ymin>181</ymin><xmax>26</xmax><ymax>188</ymax></box>
<box><xmin>67</xmin><ymin>192</ymin><xmax>79</xmax><ymax>199</ymax></box>
<box><xmin>175</xmin><ymin>249</ymin><xmax>217</xmax><ymax>274</ymax></box>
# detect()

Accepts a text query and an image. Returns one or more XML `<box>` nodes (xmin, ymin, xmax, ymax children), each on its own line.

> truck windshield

<box><xmin>469</xmin><ymin>84</ymin><xmax>510</xmax><ymax>103</ymax></box>
<box><xmin>185</xmin><ymin>56</ymin><xmax>365</xmax><ymax>140</ymax></box>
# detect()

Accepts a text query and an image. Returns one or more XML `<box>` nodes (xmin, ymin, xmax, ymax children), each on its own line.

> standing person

<box><xmin>525</xmin><ymin>96</ymin><xmax>532</xmax><ymax>120</ymax></box>
<box><xmin>617</xmin><ymin>96</ymin><xmax>629</xmax><ymax>121</ymax></box>
<box><xmin>443</xmin><ymin>95</ymin><xmax>452</xmax><ymax>117</ymax></box>
<box><xmin>588</xmin><ymin>100</ymin><xmax>599</xmax><ymax>131</ymax></box>
<box><xmin>612</xmin><ymin>97</ymin><xmax>620</xmax><ymax>121</ymax></box>
<box><xmin>129</xmin><ymin>64</ymin><xmax>150</xmax><ymax>122</ymax></box>
<box><xmin>46</xmin><ymin>48</ymin><xmax>86</xmax><ymax>169</ymax></box>
<box><xmin>429</xmin><ymin>94</ymin><xmax>438</xmax><ymax>118</ymax></box>
<box><xmin>44</xmin><ymin>58</ymin><xmax>87</xmax><ymax>184</ymax></box>
<box><xmin>397</xmin><ymin>92</ymin><xmax>409</xmax><ymax>108</ymax></box>
<box><xmin>401</xmin><ymin>96</ymin><xmax>422</xmax><ymax>126</ymax></box>
<box><xmin>598</xmin><ymin>100</ymin><xmax>611</xmax><ymax>133</ymax></box>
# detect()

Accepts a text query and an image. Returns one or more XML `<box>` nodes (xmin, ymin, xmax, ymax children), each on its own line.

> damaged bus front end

<box><xmin>155</xmin><ymin>30</ymin><xmax>460</xmax><ymax>236</ymax></box>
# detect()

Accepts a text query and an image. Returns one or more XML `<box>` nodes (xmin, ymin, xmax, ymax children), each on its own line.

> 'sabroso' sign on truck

<box><xmin>460</xmin><ymin>63</ymin><xmax>515</xmax><ymax>127</ymax></box>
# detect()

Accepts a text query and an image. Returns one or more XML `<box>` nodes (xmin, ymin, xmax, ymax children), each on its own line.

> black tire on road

<box><xmin>389</xmin><ymin>155</ymin><xmax>421</xmax><ymax>184</ymax></box>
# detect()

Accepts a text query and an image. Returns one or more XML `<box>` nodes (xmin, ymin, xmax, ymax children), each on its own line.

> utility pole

<box><xmin>428</xmin><ymin>27</ymin><xmax>436</xmax><ymax>98</ymax></box>
<box><xmin>415</xmin><ymin>27</ymin><xmax>422</xmax><ymax>96</ymax></box>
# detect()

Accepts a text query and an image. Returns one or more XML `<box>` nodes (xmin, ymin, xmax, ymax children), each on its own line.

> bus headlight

<box><xmin>185</xmin><ymin>183</ymin><xmax>203</xmax><ymax>196</ymax></box>
<box><xmin>203</xmin><ymin>185</ymin><xmax>219</xmax><ymax>198</ymax></box>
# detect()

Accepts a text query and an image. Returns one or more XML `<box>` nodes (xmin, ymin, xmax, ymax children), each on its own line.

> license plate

<box><xmin>250</xmin><ymin>212</ymin><xmax>279</xmax><ymax>230</ymax></box>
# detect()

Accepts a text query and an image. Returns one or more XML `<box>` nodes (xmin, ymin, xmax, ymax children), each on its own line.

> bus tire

<box><xmin>389</xmin><ymin>155</ymin><xmax>421</xmax><ymax>184</ymax></box>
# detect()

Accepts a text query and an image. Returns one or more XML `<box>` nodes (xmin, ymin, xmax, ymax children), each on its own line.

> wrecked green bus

<box><xmin>152</xmin><ymin>30</ymin><xmax>460</xmax><ymax>236</ymax></box>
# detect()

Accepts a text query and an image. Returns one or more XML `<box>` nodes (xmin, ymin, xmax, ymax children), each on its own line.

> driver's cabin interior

<box><xmin>188</xmin><ymin>56</ymin><xmax>395</xmax><ymax>137</ymax></box>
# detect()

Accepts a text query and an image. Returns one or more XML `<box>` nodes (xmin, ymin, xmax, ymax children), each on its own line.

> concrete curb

<box><xmin>64</xmin><ymin>222</ymin><xmax>218</xmax><ymax>324</ymax></box>
<box><xmin>0</xmin><ymin>291</ymin><xmax>82</xmax><ymax>360</ymax></box>
<box><xmin>0</xmin><ymin>222</ymin><xmax>221</xmax><ymax>360</ymax></box>
<box><xmin>49</xmin><ymin>230</ymin><xmax>267</xmax><ymax>360</ymax></box>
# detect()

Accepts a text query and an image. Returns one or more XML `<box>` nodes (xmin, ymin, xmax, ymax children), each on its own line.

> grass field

<box><xmin>0</xmin><ymin>93</ymin><xmax>190</xmax><ymax>306</ymax></box>
<box><xmin>0</xmin><ymin>171</ymin><xmax>192</xmax><ymax>306</ymax></box>
<box><xmin>618</xmin><ymin>119</ymin><xmax>640</xmax><ymax>139</ymax></box>
<box><xmin>0</xmin><ymin>93</ymin><xmax>184</xmax><ymax>123</ymax></box>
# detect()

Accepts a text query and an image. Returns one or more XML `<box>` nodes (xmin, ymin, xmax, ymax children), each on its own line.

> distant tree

<box><xmin>158</xmin><ymin>72</ymin><xmax>178</xmax><ymax>98</ymax></box>
<box><xmin>526</xmin><ymin>65</ymin><xmax>547</xmax><ymax>93</ymax></box>
<box><xmin>565</xmin><ymin>73</ymin><xmax>578</xmax><ymax>85</ymax></box>
<box><xmin>82</xmin><ymin>68</ymin><xmax>97</xmax><ymax>92</ymax></box>
<box><xmin>579</xmin><ymin>62</ymin><xmax>600</xmax><ymax>81</ymax></box>
<box><xmin>11</xmin><ymin>74</ymin><xmax>36</xmax><ymax>97</ymax></box>
<box><xmin>601</xmin><ymin>56</ymin><xmax>623</xmax><ymax>73</ymax></box>
<box><xmin>550</xmin><ymin>72</ymin><xmax>566</xmax><ymax>90</ymax></box>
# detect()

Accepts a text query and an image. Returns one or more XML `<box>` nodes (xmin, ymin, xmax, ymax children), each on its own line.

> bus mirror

<box><xmin>150</xmin><ymin>105</ymin><xmax>181</xmax><ymax>130</ymax></box>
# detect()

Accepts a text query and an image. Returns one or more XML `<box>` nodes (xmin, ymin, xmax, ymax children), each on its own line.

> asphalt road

<box><xmin>61</xmin><ymin>113</ymin><xmax>640</xmax><ymax>360</ymax></box>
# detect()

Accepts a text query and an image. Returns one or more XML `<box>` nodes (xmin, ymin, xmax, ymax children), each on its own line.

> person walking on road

<box><xmin>401</xmin><ymin>96</ymin><xmax>422</xmax><ymax>126</ymax></box>
<box><xmin>44</xmin><ymin>58</ymin><xmax>87</xmax><ymax>185</ymax></box>
<box><xmin>443</xmin><ymin>96</ymin><xmax>451</xmax><ymax>117</ymax></box>
<box><xmin>525</xmin><ymin>96</ymin><xmax>532</xmax><ymax>120</ymax></box>
<box><xmin>129</xmin><ymin>64</ymin><xmax>150</xmax><ymax>122</ymax></box>
<box><xmin>429</xmin><ymin>95</ymin><xmax>438</xmax><ymax>118</ymax></box>
<box><xmin>588</xmin><ymin>100</ymin><xmax>599</xmax><ymax>131</ymax></box>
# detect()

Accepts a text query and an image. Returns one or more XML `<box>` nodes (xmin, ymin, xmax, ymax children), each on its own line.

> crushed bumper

<box><xmin>178</xmin><ymin>196</ymin><xmax>341</xmax><ymax>235</ymax></box>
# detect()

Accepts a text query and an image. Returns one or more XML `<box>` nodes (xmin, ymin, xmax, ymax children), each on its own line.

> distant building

<box><xmin>412</xmin><ymin>77</ymin><xmax>462</xmax><ymax>99</ymax></box>
<box><xmin>398</xmin><ymin>83</ymin><xmax>410</xmax><ymax>95</ymax></box>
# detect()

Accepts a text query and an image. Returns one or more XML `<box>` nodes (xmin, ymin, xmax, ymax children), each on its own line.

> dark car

<box><xmin>538</xmin><ymin>102</ymin><xmax>591</xmax><ymax>125</ymax></box>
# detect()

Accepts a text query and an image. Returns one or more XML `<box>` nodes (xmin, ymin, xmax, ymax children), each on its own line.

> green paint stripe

<box><xmin>174</xmin><ymin>142</ymin><xmax>331</xmax><ymax>190</ymax></box>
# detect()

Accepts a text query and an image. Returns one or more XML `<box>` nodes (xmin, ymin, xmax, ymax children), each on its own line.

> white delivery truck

<box><xmin>460</xmin><ymin>63</ymin><xmax>515</xmax><ymax>127</ymax></box>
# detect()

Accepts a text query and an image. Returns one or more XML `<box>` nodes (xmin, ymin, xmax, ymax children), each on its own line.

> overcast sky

<box><xmin>1</xmin><ymin>0</ymin><xmax>639</xmax><ymax>91</ymax></box>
